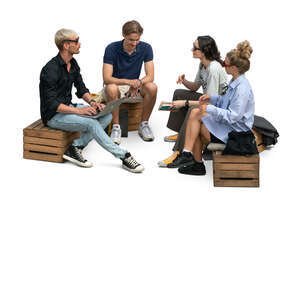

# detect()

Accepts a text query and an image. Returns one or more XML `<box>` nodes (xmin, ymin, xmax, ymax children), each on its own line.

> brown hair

<box><xmin>227</xmin><ymin>40</ymin><xmax>253</xmax><ymax>74</ymax></box>
<box><xmin>122</xmin><ymin>20</ymin><xmax>143</xmax><ymax>36</ymax></box>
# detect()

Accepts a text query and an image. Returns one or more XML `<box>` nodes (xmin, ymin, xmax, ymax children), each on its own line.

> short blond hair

<box><xmin>55</xmin><ymin>28</ymin><xmax>78</xmax><ymax>50</ymax></box>
<box><xmin>227</xmin><ymin>40</ymin><xmax>253</xmax><ymax>74</ymax></box>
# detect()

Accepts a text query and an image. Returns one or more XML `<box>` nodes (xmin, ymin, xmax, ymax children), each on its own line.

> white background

<box><xmin>0</xmin><ymin>0</ymin><xmax>299</xmax><ymax>299</ymax></box>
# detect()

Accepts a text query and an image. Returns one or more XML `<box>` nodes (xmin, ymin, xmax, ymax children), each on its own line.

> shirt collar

<box><xmin>56</xmin><ymin>53</ymin><xmax>76</xmax><ymax>66</ymax></box>
<box><xmin>228</xmin><ymin>74</ymin><xmax>245</xmax><ymax>89</ymax></box>
<box><xmin>120</xmin><ymin>39</ymin><xmax>140</xmax><ymax>56</ymax></box>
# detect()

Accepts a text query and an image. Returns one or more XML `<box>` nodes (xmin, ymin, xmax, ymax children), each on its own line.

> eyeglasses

<box><xmin>64</xmin><ymin>37</ymin><xmax>79</xmax><ymax>44</ymax></box>
<box><xmin>222</xmin><ymin>61</ymin><xmax>231</xmax><ymax>68</ymax></box>
<box><xmin>192</xmin><ymin>44</ymin><xmax>201</xmax><ymax>51</ymax></box>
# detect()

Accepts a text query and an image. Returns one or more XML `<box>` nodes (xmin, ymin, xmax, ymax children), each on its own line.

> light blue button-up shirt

<box><xmin>202</xmin><ymin>74</ymin><xmax>254</xmax><ymax>143</ymax></box>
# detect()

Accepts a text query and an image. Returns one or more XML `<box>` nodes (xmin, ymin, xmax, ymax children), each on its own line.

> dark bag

<box><xmin>253</xmin><ymin>115</ymin><xmax>279</xmax><ymax>146</ymax></box>
<box><xmin>222</xmin><ymin>130</ymin><xmax>258</xmax><ymax>155</ymax></box>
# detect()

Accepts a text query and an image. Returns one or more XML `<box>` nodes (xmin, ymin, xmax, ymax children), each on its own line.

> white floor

<box><xmin>1</xmin><ymin>1</ymin><xmax>300</xmax><ymax>299</ymax></box>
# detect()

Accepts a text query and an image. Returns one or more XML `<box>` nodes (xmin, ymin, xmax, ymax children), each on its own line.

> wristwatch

<box><xmin>185</xmin><ymin>100</ymin><xmax>189</xmax><ymax>109</ymax></box>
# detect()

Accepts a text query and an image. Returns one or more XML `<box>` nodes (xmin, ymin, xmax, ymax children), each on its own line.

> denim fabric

<box><xmin>47</xmin><ymin>104</ymin><xmax>127</xmax><ymax>159</ymax></box>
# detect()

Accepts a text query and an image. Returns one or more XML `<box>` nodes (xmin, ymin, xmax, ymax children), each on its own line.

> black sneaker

<box><xmin>63</xmin><ymin>145</ymin><xmax>93</xmax><ymax>168</ymax></box>
<box><xmin>167</xmin><ymin>151</ymin><xmax>194</xmax><ymax>168</ymax></box>
<box><xmin>121</xmin><ymin>152</ymin><xmax>144</xmax><ymax>173</ymax></box>
<box><xmin>178</xmin><ymin>161</ymin><xmax>206</xmax><ymax>175</ymax></box>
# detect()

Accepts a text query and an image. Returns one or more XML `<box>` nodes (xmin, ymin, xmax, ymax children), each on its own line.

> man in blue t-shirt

<box><xmin>102</xmin><ymin>20</ymin><xmax>157</xmax><ymax>145</ymax></box>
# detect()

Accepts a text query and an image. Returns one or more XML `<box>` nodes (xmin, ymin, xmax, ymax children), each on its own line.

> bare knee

<box><xmin>105</xmin><ymin>84</ymin><xmax>119</xmax><ymax>99</ymax></box>
<box><xmin>142</xmin><ymin>82</ymin><xmax>157</xmax><ymax>97</ymax></box>
<box><xmin>190</xmin><ymin>107</ymin><xmax>201</xmax><ymax>119</ymax></box>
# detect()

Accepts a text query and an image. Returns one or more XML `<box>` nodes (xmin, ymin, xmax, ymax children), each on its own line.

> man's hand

<box><xmin>176</xmin><ymin>74</ymin><xmax>185</xmax><ymax>84</ymax></box>
<box><xmin>77</xmin><ymin>106</ymin><xmax>97</xmax><ymax>116</ymax></box>
<box><xmin>199</xmin><ymin>94</ymin><xmax>210</xmax><ymax>105</ymax></box>
<box><xmin>172</xmin><ymin>100</ymin><xmax>185</xmax><ymax>109</ymax></box>
<box><xmin>128</xmin><ymin>79</ymin><xmax>141</xmax><ymax>89</ymax></box>
<box><xmin>127</xmin><ymin>86</ymin><xmax>139</xmax><ymax>97</ymax></box>
<box><xmin>91</xmin><ymin>101</ymin><xmax>106</xmax><ymax>111</ymax></box>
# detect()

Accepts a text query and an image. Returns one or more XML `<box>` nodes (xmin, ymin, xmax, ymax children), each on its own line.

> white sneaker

<box><xmin>110</xmin><ymin>124</ymin><xmax>121</xmax><ymax>145</ymax></box>
<box><xmin>138</xmin><ymin>122</ymin><xmax>154</xmax><ymax>141</ymax></box>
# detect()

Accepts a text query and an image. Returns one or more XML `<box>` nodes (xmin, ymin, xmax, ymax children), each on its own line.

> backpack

<box><xmin>253</xmin><ymin>115</ymin><xmax>279</xmax><ymax>146</ymax></box>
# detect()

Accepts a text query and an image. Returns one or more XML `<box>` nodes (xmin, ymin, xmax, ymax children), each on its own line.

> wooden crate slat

<box><xmin>27</xmin><ymin>119</ymin><xmax>43</xmax><ymax>130</ymax></box>
<box><xmin>214</xmin><ymin>163</ymin><xmax>258</xmax><ymax>171</ymax></box>
<box><xmin>23</xmin><ymin>150</ymin><xmax>63</xmax><ymax>163</ymax></box>
<box><xmin>214</xmin><ymin>179</ymin><xmax>259</xmax><ymax>187</ymax></box>
<box><xmin>213</xmin><ymin>152</ymin><xmax>259</xmax><ymax>163</ymax></box>
<box><xmin>215</xmin><ymin>170</ymin><xmax>259</xmax><ymax>179</ymax></box>
<box><xmin>24</xmin><ymin>136</ymin><xmax>68</xmax><ymax>147</ymax></box>
<box><xmin>24</xmin><ymin>143</ymin><xmax>68</xmax><ymax>155</ymax></box>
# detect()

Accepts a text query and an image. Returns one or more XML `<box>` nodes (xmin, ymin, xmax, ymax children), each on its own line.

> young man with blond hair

<box><xmin>39</xmin><ymin>28</ymin><xmax>144</xmax><ymax>172</ymax></box>
<box><xmin>102</xmin><ymin>20</ymin><xmax>157</xmax><ymax>145</ymax></box>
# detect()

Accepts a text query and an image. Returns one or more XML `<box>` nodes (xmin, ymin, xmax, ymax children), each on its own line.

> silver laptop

<box><xmin>82</xmin><ymin>98</ymin><xmax>124</xmax><ymax>119</ymax></box>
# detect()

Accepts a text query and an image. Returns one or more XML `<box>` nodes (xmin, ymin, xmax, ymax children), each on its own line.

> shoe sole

<box><xmin>157</xmin><ymin>161</ymin><xmax>167</xmax><ymax>167</ymax></box>
<box><xmin>122</xmin><ymin>164</ymin><xmax>144</xmax><ymax>173</ymax></box>
<box><xmin>167</xmin><ymin>160</ymin><xmax>194</xmax><ymax>169</ymax></box>
<box><xmin>138</xmin><ymin>132</ymin><xmax>154</xmax><ymax>142</ymax></box>
<box><xmin>63</xmin><ymin>154</ymin><xmax>93</xmax><ymax>168</ymax></box>
<box><xmin>163</xmin><ymin>137</ymin><xmax>177</xmax><ymax>142</ymax></box>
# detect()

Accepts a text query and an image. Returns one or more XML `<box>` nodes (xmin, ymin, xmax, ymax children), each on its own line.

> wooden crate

<box><xmin>213</xmin><ymin>151</ymin><xmax>259</xmax><ymax>187</ymax></box>
<box><xmin>23</xmin><ymin>119</ymin><xmax>81</xmax><ymax>163</ymax></box>
<box><xmin>253</xmin><ymin>128</ymin><xmax>266</xmax><ymax>153</ymax></box>
<box><xmin>119</xmin><ymin>102</ymin><xmax>143</xmax><ymax>131</ymax></box>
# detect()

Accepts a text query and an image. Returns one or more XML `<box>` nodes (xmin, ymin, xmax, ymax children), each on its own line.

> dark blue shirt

<box><xmin>103</xmin><ymin>40</ymin><xmax>153</xmax><ymax>79</ymax></box>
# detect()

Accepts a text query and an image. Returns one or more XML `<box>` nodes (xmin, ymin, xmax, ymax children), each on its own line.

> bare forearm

<box><xmin>140</xmin><ymin>74</ymin><xmax>154</xmax><ymax>85</ymax></box>
<box><xmin>183</xmin><ymin>79</ymin><xmax>200</xmax><ymax>92</ymax></box>
<box><xmin>57</xmin><ymin>103</ymin><xmax>79</xmax><ymax>114</ymax></box>
<box><xmin>103</xmin><ymin>76</ymin><xmax>130</xmax><ymax>86</ymax></box>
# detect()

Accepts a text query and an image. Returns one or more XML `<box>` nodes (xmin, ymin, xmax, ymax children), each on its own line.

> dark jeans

<box><xmin>166</xmin><ymin>89</ymin><xmax>202</xmax><ymax>152</ymax></box>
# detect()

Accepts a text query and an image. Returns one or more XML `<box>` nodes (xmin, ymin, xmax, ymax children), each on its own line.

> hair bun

<box><xmin>236</xmin><ymin>40</ymin><xmax>253</xmax><ymax>59</ymax></box>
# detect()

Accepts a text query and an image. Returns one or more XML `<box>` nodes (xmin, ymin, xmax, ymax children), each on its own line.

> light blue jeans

<box><xmin>47</xmin><ymin>104</ymin><xmax>127</xmax><ymax>159</ymax></box>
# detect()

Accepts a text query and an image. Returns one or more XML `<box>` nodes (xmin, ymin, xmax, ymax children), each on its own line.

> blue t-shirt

<box><xmin>103</xmin><ymin>40</ymin><xmax>153</xmax><ymax>79</ymax></box>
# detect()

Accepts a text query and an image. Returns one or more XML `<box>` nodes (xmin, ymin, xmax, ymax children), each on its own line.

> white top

<box><xmin>194</xmin><ymin>60</ymin><xmax>228</xmax><ymax>95</ymax></box>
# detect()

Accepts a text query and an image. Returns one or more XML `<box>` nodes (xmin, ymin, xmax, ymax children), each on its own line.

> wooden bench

<box><xmin>23</xmin><ymin>119</ymin><xmax>81</xmax><ymax>163</ymax></box>
<box><xmin>212</xmin><ymin>151</ymin><xmax>259</xmax><ymax>187</ymax></box>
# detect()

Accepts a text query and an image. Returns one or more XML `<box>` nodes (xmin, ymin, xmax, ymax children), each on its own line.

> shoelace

<box><xmin>74</xmin><ymin>147</ymin><xmax>86</xmax><ymax>162</ymax></box>
<box><xmin>125</xmin><ymin>155</ymin><xmax>139</xmax><ymax>168</ymax></box>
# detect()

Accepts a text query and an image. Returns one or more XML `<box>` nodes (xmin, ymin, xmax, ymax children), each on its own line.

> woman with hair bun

<box><xmin>173</xmin><ymin>41</ymin><xmax>255</xmax><ymax>175</ymax></box>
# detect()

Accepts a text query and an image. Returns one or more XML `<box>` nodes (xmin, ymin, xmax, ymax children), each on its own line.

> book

<box><xmin>158</xmin><ymin>101</ymin><xmax>180</xmax><ymax>111</ymax></box>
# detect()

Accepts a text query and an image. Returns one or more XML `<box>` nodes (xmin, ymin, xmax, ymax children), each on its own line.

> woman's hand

<box><xmin>199</xmin><ymin>94</ymin><xmax>210</xmax><ymax>105</ymax></box>
<box><xmin>199</xmin><ymin>104</ymin><xmax>208</xmax><ymax>117</ymax></box>
<box><xmin>176</xmin><ymin>74</ymin><xmax>185</xmax><ymax>84</ymax></box>
<box><xmin>172</xmin><ymin>100</ymin><xmax>185</xmax><ymax>108</ymax></box>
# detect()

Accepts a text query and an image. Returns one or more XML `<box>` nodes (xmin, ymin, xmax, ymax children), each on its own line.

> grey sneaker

<box><xmin>138</xmin><ymin>122</ymin><xmax>154</xmax><ymax>141</ymax></box>
<box><xmin>110</xmin><ymin>124</ymin><xmax>121</xmax><ymax>145</ymax></box>
<box><xmin>63</xmin><ymin>145</ymin><xmax>93</xmax><ymax>168</ymax></box>
<box><xmin>121</xmin><ymin>152</ymin><xmax>144</xmax><ymax>173</ymax></box>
